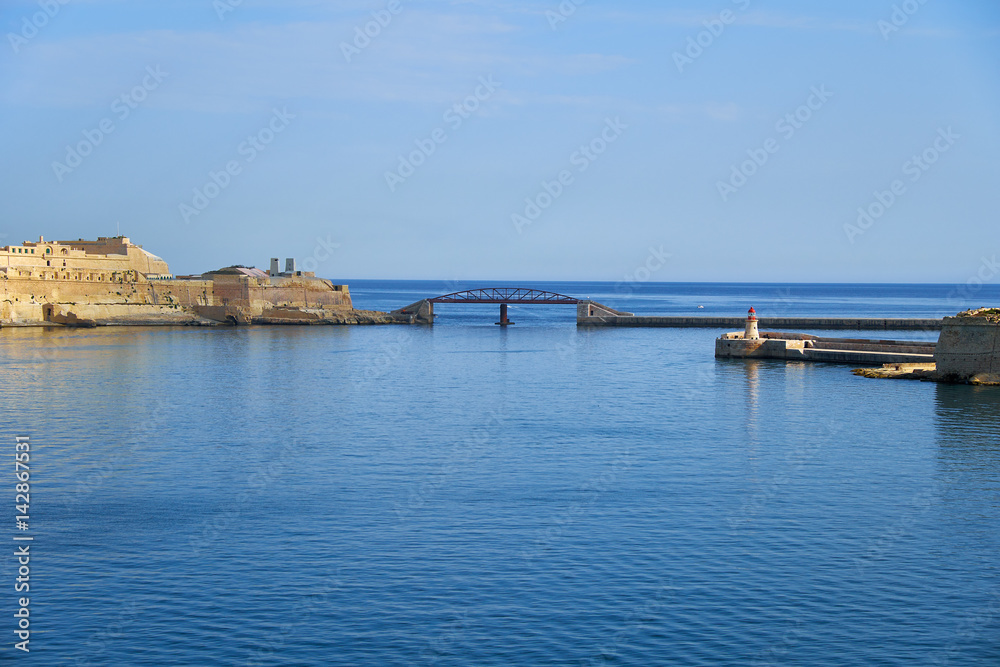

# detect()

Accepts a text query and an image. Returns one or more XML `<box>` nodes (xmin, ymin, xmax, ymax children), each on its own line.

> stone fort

<box><xmin>1</xmin><ymin>235</ymin><xmax>359</xmax><ymax>325</ymax></box>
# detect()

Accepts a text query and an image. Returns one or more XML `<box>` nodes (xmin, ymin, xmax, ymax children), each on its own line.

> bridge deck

<box><xmin>429</xmin><ymin>288</ymin><xmax>579</xmax><ymax>304</ymax></box>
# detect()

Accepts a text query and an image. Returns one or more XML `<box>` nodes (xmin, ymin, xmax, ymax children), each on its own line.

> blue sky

<box><xmin>1</xmin><ymin>0</ymin><xmax>998</xmax><ymax>282</ymax></box>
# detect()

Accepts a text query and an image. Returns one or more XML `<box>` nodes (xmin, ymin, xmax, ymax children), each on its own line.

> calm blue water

<box><xmin>2</xmin><ymin>282</ymin><xmax>999</xmax><ymax>665</ymax></box>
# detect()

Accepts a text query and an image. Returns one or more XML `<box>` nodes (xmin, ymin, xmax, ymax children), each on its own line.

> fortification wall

<box><xmin>2</xmin><ymin>277</ymin><xmax>131</xmax><ymax>324</ymax></box>
<box><xmin>256</xmin><ymin>278</ymin><xmax>351</xmax><ymax>310</ymax></box>
<box><xmin>1</xmin><ymin>276</ymin><xmax>215</xmax><ymax>325</ymax></box>
<box><xmin>1</xmin><ymin>271</ymin><xmax>351</xmax><ymax>326</ymax></box>
<box><xmin>0</xmin><ymin>300</ymin><xmax>44</xmax><ymax>323</ymax></box>
<box><xmin>934</xmin><ymin>315</ymin><xmax>1000</xmax><ymax>383</ymax></box>
<box><xmin>207</xmin><ymin>276</ymin><xmax>351</xmax><ymax>315</ymax></box>
<box><xmin>211</xmin><ymin>276</ymin><xmax>252</xmax><ymax>306</ymax></box>
<box><xmin>150</xmin><ymin>280</ymin><xmax>214</xmax><ymax>307</ymax></box>
<box><xmin>2</xmin><ymin>236</ymin><xmax>170</xmax><ymax>277</ymax></box>
<box><xmin>48</xmin><ymin>303</ymin><xmax>213</xmax><ymax>326</ymax></box>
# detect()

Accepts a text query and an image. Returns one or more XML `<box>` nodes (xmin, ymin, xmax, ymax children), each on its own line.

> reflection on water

<box><xmin>934</xmin><ymin>383</ymin><xmax>1000</xmax><ymax>469</ymax></box>
<box><xmin>743</xmin><ymin>359</ymin><xmax>761</xmax><ymax>420</ymax></box>
<box><xmin>935</xmin><ymin>383</ymin><xmax>1000</xmax><ymax>433</ymax></box>
<box><xmin>742</xmin><ymin>359</ymin><xmax>761</xmax><ymax>464</ymax></box>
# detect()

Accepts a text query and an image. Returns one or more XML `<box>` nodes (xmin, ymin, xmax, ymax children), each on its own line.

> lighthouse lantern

<box><xmin>744</xmin><ymin>306</ymin><xmax>760</xmax><ymax>340</ymax></box>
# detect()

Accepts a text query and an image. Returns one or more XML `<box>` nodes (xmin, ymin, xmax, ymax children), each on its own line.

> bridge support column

<box><xmin>390</xmin><ymin>299</ymin><xmax>434</xmax><ymax>324</ymax></box>
<box><xmin>495</xmin><ymin>303</ymin><xmax>514</xmax><ymax>326</ymax></box>
<box><xmin>576</xmin><ymin>300</ymin><xmax>635</xmax><ymax>325</ymax></box>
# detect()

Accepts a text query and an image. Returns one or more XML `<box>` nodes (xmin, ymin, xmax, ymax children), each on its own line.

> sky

<box><xmin>1</xmin><ymin>0</ymin><xmax>998</xmax><ymax>282</ymax></box>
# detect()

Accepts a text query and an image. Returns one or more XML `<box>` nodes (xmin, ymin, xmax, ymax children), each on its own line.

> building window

<box><xmin>45</xmin><ymin>248</ymin><xmax>51</xmax><ymax>254</ymax></box>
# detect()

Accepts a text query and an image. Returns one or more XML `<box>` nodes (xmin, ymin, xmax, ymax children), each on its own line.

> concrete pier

<box><xmin>715</xmin><ymin>331</ymin><xmax>936</xmax><ymax>365</ymax></box>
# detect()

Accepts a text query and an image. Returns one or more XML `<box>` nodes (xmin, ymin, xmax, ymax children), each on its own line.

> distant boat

<box><xmin>697</xmin><ymin>305</ymin><xmax>705</xmax><ymax>309</ymax></box>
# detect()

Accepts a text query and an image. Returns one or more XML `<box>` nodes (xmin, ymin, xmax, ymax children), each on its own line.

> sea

<box><xmin>1</xmin><ymin>281</ymin><xmax>998</xmax><ymax>666</ymax></box>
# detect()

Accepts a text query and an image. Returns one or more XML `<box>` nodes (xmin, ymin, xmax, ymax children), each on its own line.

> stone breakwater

<box><xmin>575</xmin><ymin>301</ymin><xmax>942</xmax><ymax>330</ymax></box>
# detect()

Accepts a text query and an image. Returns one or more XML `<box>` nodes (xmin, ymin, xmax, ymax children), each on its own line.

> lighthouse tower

<box><xmin>744</xmin><ymin>306</ymin><xmax>759</xmax><ymax>340</ymax></box>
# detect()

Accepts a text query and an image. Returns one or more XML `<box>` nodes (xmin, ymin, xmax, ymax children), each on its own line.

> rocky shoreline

<box><xmin>0</xmin><ymin>307</ymin><xmax>405</xmax><ymax>328</ymax></box>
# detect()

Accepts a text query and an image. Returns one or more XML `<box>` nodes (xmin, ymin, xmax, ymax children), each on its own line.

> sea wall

<box><xmin>934</xmin><ymin>315</ymin><xmax>1000</xmax><ymax>383</ymax></box>
<box><xmin>48</xmin><ymin>303</ymin><xmax>214</xmax><ymax>326</ymax></box>
<box><xmin>1</xmin><ymin>273</ymin><xmax>354</xmax><ymax>326</ymax></box>
<box><xmin>212</xmin><ymin>275</ymin><xmax>352</xmax><ymax>312</ymax></box>
<box><xmin>0</xmin><ymin>276</ymin><xmax>215</xmax><ymax>325</ymax></box>
<box><xmin>716</xmin><ymin>335</ymin><xmax>806</xmax><ymax>359</ymax></box>
<box><xmin>580</xmin><ymin>312</ymin><xmax>943</xmax><ymax>330</ymax></box>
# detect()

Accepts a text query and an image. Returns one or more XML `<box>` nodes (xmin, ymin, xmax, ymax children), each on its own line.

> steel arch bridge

<box><xmin>428</xmin><ymin>288</ymin><xmax>579</xmax><ymax>305</ymax></box>
<box><xmin>392</xmin><ymin>288</ymin><xmax>582</xmax><ymax>325</ymax></box>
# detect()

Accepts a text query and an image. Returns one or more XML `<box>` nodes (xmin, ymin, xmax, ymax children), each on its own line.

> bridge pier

<box><xmin>390</xmin><ymin>299</ymin><xmax>434</xmax><ymax>324</ymax></box>
<box><xmin>495</xmin><ymin>303</ymin><xmax>514</xmax><ymax>326</ymax></box>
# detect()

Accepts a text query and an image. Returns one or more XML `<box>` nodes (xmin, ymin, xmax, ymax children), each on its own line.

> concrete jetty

<box><xmin>714</xmin><ymin>306</ymin><xmax>1000</xmax><ymax>384</ymax></box>
<box><xmin>576</xmin><ymin>302</ymin><xmax>941</xmax><ymax>330</ymax></box>
<box><xmin>715</xmin><ymin>331</ymin><xmax>936</xmax><ymax>365</ymax></box>
<box><xmin>715</xmin><ymin>307</ymin><xmax>936</xmax><ymax>365</ymax></box>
